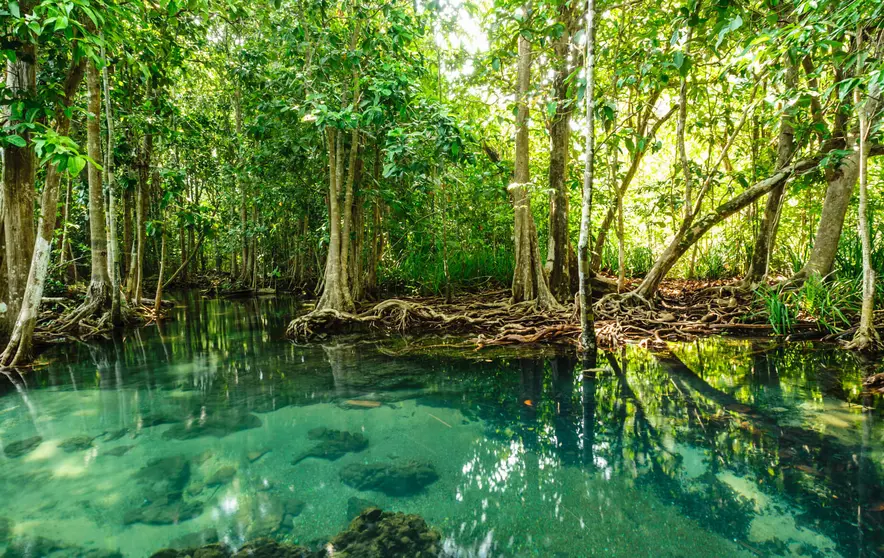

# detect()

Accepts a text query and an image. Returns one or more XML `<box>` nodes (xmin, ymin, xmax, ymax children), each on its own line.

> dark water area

<box><xmin>0</xmin><ymin>293</ymin><xmax>882</xmax><ymax>557</ymax></box>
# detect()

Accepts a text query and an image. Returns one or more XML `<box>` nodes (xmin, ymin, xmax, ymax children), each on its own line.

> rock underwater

<box><xmin>162</xmin><ymin>410</ymin><xmax>262</xmax><ymax>440</ymax></box>
<box><xmin>148</xmin><ymin>508</ymin><xmax>445</xmax><ymax>558</ymax></box>
<box><xmin>3</xmin><ymin>436</ymin><xmax>43</xmax><ymax>458</ymax></box>
<box><xmin>292</xmin><ymin>428</ymin><xmax>368</xmax><ymax>464</ymax></box>
<box><xmin>339</xmin><ymin>460</ymin><xmax>439</xmax><ymax>496</ymax></box>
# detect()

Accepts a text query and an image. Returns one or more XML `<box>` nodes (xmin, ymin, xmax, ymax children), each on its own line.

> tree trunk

<box><xmin>315</xmin><ymin>129</ymin><xmax>355</xmax><ymax>312</ymax></box>
<box><xmin>578</xmin><ymin>0</ymin><xmax>597</xmax><ymax>352</ymax></box>
<box><xmin>794</xmin><ymin>155</ymin><xmax>860</xmax><ymax>280</ymax></box>
<box><xmin>744</xmin><ymin>61</ymin><xmax>797</xmax><ymax>286</ymax></box>
<box><xmin>127</xmin><ymin>132</ymin><xmax>150</xmax><ymax>303</ymax></box>
<box><xmin>2</xmin><ymin>39</ymin><xmax>37</xmax><ymax>333</ymax></box>
<box><xmin>235</xmin><ymin>79</ymin><xmax>250</xmax><ymax>286</ymax></box>
<box><xmin>123</xmin><ymin>185</ymin><xmax>133</xmax><ymax>275</ymax></box>
<box><xmin>155</xmin><ymin>226</ymin><xmax>166</xmax><ymax>314</ymax></box>
<box><xmin>66</xmin><ymin>63</ymin><xmax>112</xmax><ymax>327</ymax></box>
<box><xmin>633</xmin><ymin>166</ymin><xmax>798</xmax><ymax>299</ymax></box>
<box><xmin>615</xmin><ymin>146</ymin><xmax>625</xmax><ymax>290</ymax></box>
<box><xmin>849</xmin><ymin>44</ymin><xmax>880</xmax><ymax>350</ymax></box>
<box><xmin>510</xmin><ymin>24</ymin><xmax>560</xmax><ymax>310</ymax></box>
<box><xmin>545</xmin><ymin>4</ymin><xmax>577</xmax><ymax>302</ymax></box>
<box><xmin>101</xmin><ymin>50</ymin><xmax>123</xmax><ymax>325</ymax></box>
<box><xmin>591</xmin><ymin>98</ymin><xmax>675</xmax><ymax>271</ymax></box>
<box><xmin>1</xmin><ymin>58</ymin><xmax>86</xmax><ymax>366</ymax></box>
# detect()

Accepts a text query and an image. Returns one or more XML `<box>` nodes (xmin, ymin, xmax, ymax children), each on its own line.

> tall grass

<box><xmin>754</xmin><ymin>275</ymin><xmax>859</xmax><ymax>333</ymax></box>
<box><xmin>378</xmin><ymin>245</ymin><xmax>514</xmax><ymax>296</ymax></box>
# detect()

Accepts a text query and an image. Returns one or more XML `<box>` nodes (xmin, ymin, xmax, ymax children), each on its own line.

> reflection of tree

<box><xmin>657</xmin><ymin>350</ymin><xmax>884</xmax><ymax>554</ymax></box>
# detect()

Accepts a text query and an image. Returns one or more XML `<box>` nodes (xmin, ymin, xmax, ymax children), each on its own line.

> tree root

<box><xmin>285</xmin><ymin>282</ymin><xmax>822</xmax><ymax>350</ymax></box>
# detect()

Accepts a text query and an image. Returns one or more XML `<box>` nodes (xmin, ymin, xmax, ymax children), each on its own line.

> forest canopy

<box><xmin>2</xmin><ymin>0</ymin><xmax>884</xmax><ymax>361</ymax></box>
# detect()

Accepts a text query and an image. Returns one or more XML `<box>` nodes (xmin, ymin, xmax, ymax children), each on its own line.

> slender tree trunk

<box><xmin>633</xmin><ymin>166</ymin><xmax>798</xmax><ymax>299</ymax></box>
<box><xmin>849</xmin><ymin>36</ymin><xmax>880</xmax><ymax>350</ymax></box>
<box><xmin>101</xmin><ymin>51</ymin><xmax>123</xmax><ymax>325</ymax></box>
<box><xmin>632</xmin><ymin>91</ymin><xmax>756</xmax><ymax>299</ymax></box>
<box><xmin>127</xmin><ymin>133</ymin><xmax>150</xmax><ymax>303</ymax></box>
<box><xmin>744</xmin><ymin>61</ymin><xmax>797</xmax><ymax>286</ymax></box>
<box><xmin>66</xmin><ymin>63</ymin><xmax>112</xmax><ymax>328</ymax></box>
<box><xmin>59</xmin><ymin>175</ymin><xmax>78</xmax><ymax>282</ymax></box>
<box><xmin>615</xmin><ymin>146</ymin><xmax>625</xmax><ymax>290</ymax></box>
<box><xmin>123</xmin><ymin>185</ymin><xmax>132</xmax><ymax>274</ymax></box>
<box><xmin>511</xmin><ymin>19</ymin><xmax>560</xmax><ymax>310</ymax></box>
<box><xmin>578</xmin><ymin>0</ymin><xmax>597</xmax><ymax>352</ymax></box>
<box><xmin>676</xmin><ymin>29</ymin><xmax>694</xmax><ymax>221</ymax></box>
<box><xmin>2</xmin><ymin>38</ymin><xmax>37</xmax><ymax>333</ymax></box>
<box><xmin>1</xmin><ymin>58</ymin><xmax>86</xmax><ymax>366</ymax></box>
<box><xmin>546</xmin><ymin>3</ymin><xmax>577</xmax><ymax>302</ymax></box>
<box><xmin>591</xmin><ymin>99</ymin><xmax>675</xmax><ymax>271</ymax></box>
<box><xmin>155</xmin><ymin>226</ymin><xmax>166</xmax><ymax>314</ymax></box>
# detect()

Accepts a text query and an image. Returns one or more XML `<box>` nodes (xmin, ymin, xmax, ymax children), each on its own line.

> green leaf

<box><xmin>546</xmin><ymin>101</ymin><xmax>557</xmax><ymax>118</ymax></box>
<box><xmin>673</xmin><ymin>51</ymin><xmax>685</xmax><ymax>69</ymax></box>
<box><xmin>8</xmin><ymin>0</ymin><xmax>19</xmax><ymax>18</ymax></box>
<box><xmin>6</xmin><ymin>135</ymin><xmax>26</xmax><ymax>147</ymax></box>
<box><xmin>67</xmin><ymin>156</ymin><xmax>86</xmax><ymax>176</ymax></box>
<box><xmin>491</xmin><ymin>57</ymin><xmax>500</xmax><ymax>71</ymax></box>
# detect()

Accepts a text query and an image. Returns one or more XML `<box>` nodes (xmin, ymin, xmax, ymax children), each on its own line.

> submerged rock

<box><xmin>149</xmin><ymin>539</ymin><xmax>314</xmax><ymax>558</ymax></box>
<box><xmin>103</xmin><ymin>445</ymin><xmax>134</xmax><ymax>457</ymax></box>
<box><xmin>133</xmin><ymin>455</ymin><xmax>191</xmax><ymax>496</ymax></box>
<box><xmin>123</xmin><ymin>494</ymin><xmax>203</xmax><ymax>525</ymax></box>
<box><xmin>59</xmin><ymin>435</ymin><xmax>95</xmax><ymax>453</ymax></box>
<box><xmin>169</xmin><ymin>529</ymin><xmax>219</xmax><ymax>549</ymax></box>
<box><xmin>140</xmin><ymin>413</ymin><xmax>179</xmax><ymax>428</ymax></box>
<box><xmin>247</xmin><ymin>449</ymin><xmax>271</xmax><ymax>463</ymax></box>
<box><xmin>3</xmin><ymin>436</ymin><xmax>42</xmax><ymax>458</ymax></box>
<box><xmin>0</xmin><ymin>517</ymin><xmax>10</xmax><ymax>543</ymax></box>
<box><xmin>293</xmin><ymin>429</ymin><xmax>368</xmax><ymax>464</ymax></box>
<box><xmin>327</xmin><ymin>508</ymin><xmax>442</xmax><ymax>557</ymax></box>
<box><xmin>148</xmin><ymin>509</ymin><xmax>442</xmax><ymax>558</ymax></box>
<box><xmin>206</xmin><ymin>466</ymin><xmax>237</xmax><ymax>487</ymax></box>
<box><xmin>1</xmin><ymin>536</ymin><xmax>63</xmax><ymax>557</ymax></box>
<box><xmin>347</xmin><ymin>496</ymin><xmax>379</xmax><ymax>521</ymax></box>
<box><xmin>162</xmin><ymin>411</ymin><xmax>262</xmax><ymax>441</ymax></box>
<box><xmin>339</xmin><ymin>461</ymin><xmax>439</xmax><ymax>496</ymax></box>
<box><xmin>233</xmin><ymin>539</ymin><xmax>314</xmax><ymax>558</ymax></box>
<box><xmin>279</xmin><ymin>497</ymin><xmax>306</xmax><ymax>531</ymax></box>
<box><xmin>102</xmin><ymin>428</ymin><xmax>130</xmax><ymax>442</ymax></box>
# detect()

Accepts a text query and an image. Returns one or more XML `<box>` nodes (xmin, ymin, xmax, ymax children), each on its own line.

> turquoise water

<box><xmin>0</xmin><ymin>294</ymin><xmax>882</xmax><ymax>557</ymax></box>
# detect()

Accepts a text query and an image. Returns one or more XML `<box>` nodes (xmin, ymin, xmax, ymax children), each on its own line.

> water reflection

<box><xmin>0</xmin><ymin>295</ymin><xmax>882</xmax><ymax>557</ymax></box>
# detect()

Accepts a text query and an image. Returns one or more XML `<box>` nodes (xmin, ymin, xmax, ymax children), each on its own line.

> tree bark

<box><xmin>101</xmin><ymin>46</ymin><xmax>122</xmax><ymax>325</ymax></box>
<box><xmin>510</xmin><ymin>21</ymin><xmax>560</xmax><ymax>310</ymax></box>
<box><xmin>848</xmin><ymin>39</ymin><xmax>880</xmax><ymax>350</ymax></box>
<box><xmin>315</xmin><ymin>129</ymin><xmax>355</xmax><ymax>312</ymax></box>
<box><xmin>1</xmin><ymin>58</ymin><xmax>86</xmax><ymax>366</ymax></box>
<box><xmin>127</xmin><ymin>132</ymin><xmax>150</xmax><ymax>303</ymax></box>
<box><xmin>633</xmin><ymin>165</ymin><xmax>801</xmax><ymax>300</ymax></box>
<box><xmin>65</xmin><ymin>63</ymin><xmax>112</xmax><ymax>328</ymax></box>
<box><xmin>578</xmin><ymin>0</ymin><xmax>597</xmax><ymax>352</ymax></box>
<box><xmin>2</xmin><ymin>37</ymin><xmax>37</xmax><ymax>333</ymax></box>
<box><xmin>154</xmin><ymin>226</ymin><xmax>167</xmax><ymax>314</ymax></box>
<box><xmin>744</xmin><ymin>61</ymin><xmax>797</xmax><ymax>286</ymax></box>
<box><xmin>545</xmin><ymin>1</ymin><xmax>578</xmax><ymax>302</ymax></box>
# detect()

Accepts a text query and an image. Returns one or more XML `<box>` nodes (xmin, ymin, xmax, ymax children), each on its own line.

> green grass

<box><xmin>378</xmin><ymin>245</ymin><xmax>514</xmax><ymax>296</ymax></box>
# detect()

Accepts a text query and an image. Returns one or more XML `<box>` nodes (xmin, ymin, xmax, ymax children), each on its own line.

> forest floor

<box><xmin>287</xmin><ymin>278</ymin><xmax>846</xmax><ymax>351</ymax></box>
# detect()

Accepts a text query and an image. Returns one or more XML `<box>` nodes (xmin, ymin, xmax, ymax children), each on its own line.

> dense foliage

<box><xmin>2</xmin><ymin>0</ymin><xmax>884</xmax><ymax>358</ymax></box>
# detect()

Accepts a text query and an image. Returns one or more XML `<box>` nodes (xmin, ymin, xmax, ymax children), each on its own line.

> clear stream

<box><xmin>0</xmin><ymin>294</ymin><xmax>882</xmax><ymax>557</ymax></box>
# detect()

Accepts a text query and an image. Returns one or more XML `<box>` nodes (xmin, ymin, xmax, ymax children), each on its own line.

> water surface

<box><xmin>0</xmin><ymin>294</ymin><xmax>882</xmax><ymax>557</ymax></box>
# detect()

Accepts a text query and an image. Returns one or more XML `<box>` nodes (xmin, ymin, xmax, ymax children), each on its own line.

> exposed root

<box><xmin>286</xmin><ymin>279</ymin><xmax>820</xmax><ymax>350</ymax></box>
<box><xmin>844</xmin><ymin>325</ymin><xmax>883</xmax><ymax>353</ymax></box>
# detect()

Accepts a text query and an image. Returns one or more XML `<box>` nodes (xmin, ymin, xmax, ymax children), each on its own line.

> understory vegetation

<box><xmin>2</xmin><ymin>0</ymin><xmax>884</xmax><ymax>361</ymax></box>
